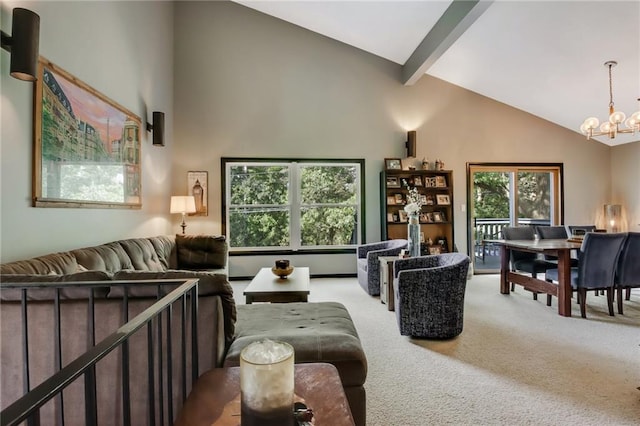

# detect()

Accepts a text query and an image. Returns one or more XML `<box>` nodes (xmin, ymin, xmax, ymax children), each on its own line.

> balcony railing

<box><xmin>0</xmin><ymin>279</ymin><xmax>200</xmax><ymax>426</ymax></box>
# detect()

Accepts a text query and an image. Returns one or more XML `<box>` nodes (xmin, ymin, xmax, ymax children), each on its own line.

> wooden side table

<box><xmin>174</xmin><ymin>363</ymin><xmax>355</xmax><ymax>426</ymax></box>
<box><xmin>379</xmin><ymin>256</ymin><xmax>398</xmax><ymax>311</ymax></box>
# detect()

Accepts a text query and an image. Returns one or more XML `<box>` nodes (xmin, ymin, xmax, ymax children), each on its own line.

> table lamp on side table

<box><xmin>170</xmin><ymin>195</ymin><xmax>196</xmax><ymax>234</ymax></box>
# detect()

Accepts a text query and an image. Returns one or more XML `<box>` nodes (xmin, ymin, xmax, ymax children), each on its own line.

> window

<box><xmin>222</xmin><ymin>158</ymin><xmax>364</xmax><ymax>252</ymax></box>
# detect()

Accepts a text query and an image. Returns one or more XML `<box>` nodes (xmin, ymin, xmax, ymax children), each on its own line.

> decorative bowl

<box><xmin>272</xmin><ymin>265</ymin><xmax>294</xmax><ymax>279</ymax></box>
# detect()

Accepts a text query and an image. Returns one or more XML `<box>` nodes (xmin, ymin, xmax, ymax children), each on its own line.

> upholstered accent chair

<box><xmin>615</xmin><ymin>232</ymin><xmax>640</xmax><ymax>314</ymax></box>
<box><xmin>503</xmin><ymin>226</ymin><xmax>555</xmax><ymax>304</ymax></box>
<box><xmin>545</xmin><ymin>232</ymin><xmax>627</xmax><ymax>318</ymax></box>
<box><xmin>393</xmin><ymin>253</ymin><xmax>470</xmax><ymax>339</ymax></box>
<box><xmin>356</xmin><ymin>239</ymin><xmax>408</xmax><ymax>295</ymax></box>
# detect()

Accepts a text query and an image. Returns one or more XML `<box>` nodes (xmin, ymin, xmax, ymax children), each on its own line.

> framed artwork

<box><xmin>435</xmin><ymin>176</ymin><xmax>447</xmax><ymax>187</ymax></box>
<box><xmin>413</xmin><ymin>176</ymin><xmax>423</xmax><ymax>186</ymax></box>
<box><xmin>387</xmin><ymin>213</ymin><xmax>394</xmax><ymax>222</ymax></box>
<box><xmin>33</xmin><ymin>57</ymin><xmax>142</xmax><ymax>208</ymax></box>
<box><xmin>420</xmin><ymin>232</ymin><xmax>425</xmax><ymax>243</ymax></box>
<box><xmin>425</xmin><ymin>194</ymin><xmax>435</xmax><ymax>205</ymax></box>
<box><xmin>385</xmin><ymin>158</ymin><xmax>402</xmax><ymax>170</ymax></box>
<box><xmin>386</xmin><ymin>176</ymin><xmax>401</xmax><ymax>188</ymax></box>
<box><xmin>187</xmin><ymin>171</ymin><xmax>208</xmax><ymax>216</ymax></box>
<box><xmin>394</xmin><ymin>193</ymin><xmax>404</xmax><ymax>204</ymax></box>
<box><xmin>386</xmin><ymin>195</ymin><xmax>395</xmax><ymax>205</ymax></box>
<box><xmin>433</xmin><ymin>211</ymin><xmax>444</xmax><ymax>222</ymax></box>
<box><xmin>436</xmin><ymin>194</ymin><xmax>450</xmax><ymax>205</ymax></box>
<box><xmin>399</xmin><ymin>210</ymin><xmax>408</xmax><ymax>223</ymax></box>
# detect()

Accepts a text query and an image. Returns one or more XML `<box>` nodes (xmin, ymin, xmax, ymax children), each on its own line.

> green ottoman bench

<box><xmin>223</xmin><ymin>301</ymin><xmax>367</xmax><ymax>426</ymax></box>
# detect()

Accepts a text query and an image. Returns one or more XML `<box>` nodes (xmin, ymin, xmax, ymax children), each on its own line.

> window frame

<box><xmin>221</xmin><ymin>157</ymin><xmax>365</xmax><ymax>254</ymax></box>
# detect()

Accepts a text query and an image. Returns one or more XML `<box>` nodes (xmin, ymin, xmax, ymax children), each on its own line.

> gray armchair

<box><xmin>393</xmin><ymin>253</ymin><xmax>470</xmax><ymax>339</ymax></box>
<box><xmin>356</xmin><ymin>239</ymin><xmax>408</xmax><ymax>295</ymax></box>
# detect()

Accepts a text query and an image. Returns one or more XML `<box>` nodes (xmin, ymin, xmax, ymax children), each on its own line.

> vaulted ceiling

<box><xmin>234</xmin><ymin>1</ymin><xmax>640</xmax><ymax>146</ymax></box>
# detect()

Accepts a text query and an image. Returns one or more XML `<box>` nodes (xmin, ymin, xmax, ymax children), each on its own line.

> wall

<box><xmin>0</xmin><ymin>0</ymin><xmax>175</xmax><ymax>262</ymax></box>
<box><xmin>611</xmin><ymin>141</ymin><xmax>640</xmax><ymax>232</ymax></box>
<box><xmin>173</xmin><ymin>1</ymin><xmax>617</xmax><ymax>278</ymax></box>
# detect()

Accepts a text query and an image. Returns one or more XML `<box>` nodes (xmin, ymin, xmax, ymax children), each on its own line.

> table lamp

<box><xmin>170</xmin><ymin>196</ymin><xmax>196</xmax><ymax>234</ymax></box>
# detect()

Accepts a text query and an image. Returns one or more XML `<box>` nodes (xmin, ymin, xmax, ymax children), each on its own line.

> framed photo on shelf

<box><xmin>425</xmin><ymin>177</ymin><xmax>436</xmax><ymax>187</ymax></box>
<box><xmin>392</xmin><ymin>213</ymin><xmax>399</xmax><ymax>222</ymax></box>
<box><xmin>394</xmin><ymin>193</ymin><xmax>404</xmax><ymax>204</ymax></box>
<box><xmin>385</xmin><ymin>158</ymin><xmax>402</xmax><ymax>170</ymax></box>
<box><xmin>399</xmin><ymin>210</ymin><xmax>408</xmax><ymax>223</ymax></box>
<box><xmin>435</xmin><ymin>176</ymin><xmax>447</xmax><ymax>187</ymax></box>
<box><xmin>413</xmin><ymin>176</ymin><xmax>423</xmax><ymax>187</ymax></box>
<box><xmin>420</xmin><ymin>232</ymin><xmax>425</xmax><ymax>243</ymax></box>
<box><xmin>425</xmin><ymin>194</ymin><xmax>435</xmax><ymax>205</ymax></box>
<box><xmin>419</xmin><ymin>194</ymin><xmax>427</xmax><ymax>205</ymax></box>
<box><xmin>428</xmin><ymin>246</ymin><xmax>442</xmax><ymax>255</ymax></box>
<box><xmin>433</xmin><ymin>211</ymin><xmax>444</xmax><ymax>222</ymax></box>
<box><xmin>436</xmin><ymin>194</ymin><xmax>450</xmax><ymax>205</ymax></box>
<box><xmin>420</xmin><ymin>212</ymin><xmax>434</xmax><ymax>223</ymax></box>
<box><xmin>387</xmin><ymin>195</ymin><xmax>396</xmax><ymax>205</ymax></box>
<box><xmin>386</xmin><ymin>176</ymin><xmax>401</xmax><ymax>188</ymax></box>
<box><xmin>387</xmin><ymin>213</ymin><xmax>394</xmax><ymax>222</ymax></box>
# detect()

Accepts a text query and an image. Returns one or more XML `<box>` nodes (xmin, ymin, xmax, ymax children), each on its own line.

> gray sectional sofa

<box><xmin>0</xmin><ymin>234</ymin><xmax>368</xmax><ymax>426</ymax></box>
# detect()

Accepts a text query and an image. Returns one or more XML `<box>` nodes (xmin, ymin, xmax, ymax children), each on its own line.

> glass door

<box><xmin>468</xmin><ymin>164</ymin><xmax>562</xmax><ymax>274</ymax></box>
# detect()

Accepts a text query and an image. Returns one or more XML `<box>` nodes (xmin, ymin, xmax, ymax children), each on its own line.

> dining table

<box><xmin>494</xmin><ymin>238</ymin><xmax>583</xmax><ymax>317</ymax></box>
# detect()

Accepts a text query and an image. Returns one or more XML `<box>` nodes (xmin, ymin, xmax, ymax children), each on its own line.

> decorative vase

<box><xmin>407</xmin><ymin>212</ymin><xmax>421</xmax><ymax>257</ymax></box>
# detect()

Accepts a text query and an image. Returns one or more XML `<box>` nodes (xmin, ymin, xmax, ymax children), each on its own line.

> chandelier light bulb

<box><xmin>600</xmin><ymin>122</ymin><xmax>612</xmax><ymax>133</ymax></box>
<box><xmin>609</xmin><ymin>111</ymin><xmax>626</xmax><ymax>124</ymax></box>
<box><xmin>584</xmin><ymin>117</ymin><xmax>599</xmax><ymax>129</ymax></box>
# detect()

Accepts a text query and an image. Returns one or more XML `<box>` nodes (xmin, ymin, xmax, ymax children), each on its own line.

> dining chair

<box><xmin>536</xmin><ymin>225</ymin><xmax>580</xmax><ymax>267</ymax></box>
<box><xmin>566</xmin><ymin>225</ymin><xmax>596</xmax><ymax>237</ymax></box>
<box><xmin>545</xmin><ymin>232</ymin><xmax>627</xmax><ymax>318</ymax></box>
<box><xmin>615</xmin><ymin>232</ymin><xmax>640</xmax><ymax>314</ymax></box>
<box><xmin>502</xmin><ymin>226</ymin><xmax>555</xmax><ymax>305</ymax></box>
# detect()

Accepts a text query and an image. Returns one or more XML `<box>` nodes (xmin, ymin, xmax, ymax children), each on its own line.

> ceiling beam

<box><xmin>402</xmin><ymin>0</ymin><xmax>493</xmax><ymax>86</ymax></box>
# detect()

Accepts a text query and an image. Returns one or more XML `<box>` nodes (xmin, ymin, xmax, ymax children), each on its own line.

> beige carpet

<box><xmin>230</xmin><ymin>274</ymin><xmax>640</xmax><ymax>425</ymax></box>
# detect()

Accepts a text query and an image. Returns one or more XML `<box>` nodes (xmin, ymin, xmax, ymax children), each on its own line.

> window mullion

<box><xmin>290</xmin><ymin>163</ymin><xmax>301</xmax><ymax>250</ymax></box>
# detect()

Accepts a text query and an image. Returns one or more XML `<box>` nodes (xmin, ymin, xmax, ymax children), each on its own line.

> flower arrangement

<box><xmin>404</xmin><ymin>187</ymin><xmax>423</xmax><ymax>215</ymax></box>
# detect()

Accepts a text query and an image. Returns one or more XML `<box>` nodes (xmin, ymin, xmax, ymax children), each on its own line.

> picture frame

<box><xmin>387</xmin><ymin>213</ymin><xmax>394</xmax><ymax>223</ymax></box>
<box><xmin>420</xmin><ymin>232</ymin><xmax>425</xmax><ymax>243</ymax></box>
<box><xmin>33</xmin><ymin>57</ymin><xmax>142</xmax><ymax>209</ymax></box>
<box><xmin>386</xmin><ymin>176</ymin><xmax>401</xmax><ymax>188</ymax></box>
<box><xmin>413</xmin><ymin>176</ymin><xmax>423</xmax><ymax>187</ymax></box>
<box><xmin>425</xmin><ymin>177</ymin><xmax>437</xmax><ymax>188</ymax></box>
<box><xmin>394</xmin><ymin>193</ymin><xmax>404</xmax><ymax>204</ymax></box>
<box><xmin>435</xmin><ymin>175</ymin><xmax>447</xmax><ymax>187</ymax></box>
<box><xmin>436</xmin><ymin>194</ymin><xmax>450</xmax><ymax>205</ymax></box>
<box><xmin>387</xmin><ymin>195</ymin><xmax>396</xmax><ymax>205</ymax></box>
<box><xmin>428</xmin><ymin>246</ymin><xmax>442</xmax><ymax>255</ymax></box>
<box><xmin>385</xmin><ymin>158</ymin><xmax>402</xmax><ymax>170</ymax></box>
<box><xmin>399</xmin><ymin>210</ymin><xmax>408</xmax><ymax>223</ymax></box>
<box><xmin>419</xmin><ymin>194</ymin><xmax>427</xmax><ymax>205</ymax></box>
<box><xmin>433</xmin><ymin>211</ymin><xmax>444</xmax><ymax>222</ymax></box>
<box><xmin>419</xmin><ymin>212</ymin><xmax>429</xmax><ymax>223</ymax></box>
<box><xmin>425</xmin><ymin>194</ymin><xmax>435</xmax><ymax>205</ymax></box>
<box><xmin>187</xmin><ymin>171</ymin><xmax>208</xmax><ymax>216</ymax></box>
<box><xmin>392</xmin><ymin>213</ymin><xmax>400</xmax><ymax>223</ymax></box>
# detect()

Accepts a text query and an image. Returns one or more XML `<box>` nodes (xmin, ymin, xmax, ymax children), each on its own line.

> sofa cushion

<box><xmin>117</xmin><ymin>238</ymin><xmax>166</xmax><ymax>272</ymax></box>
<box><xmin>0</xmin><ymin>251</ymin><xmax>79</xmax><ymax>275</ymax></box>
<box><xmin>176</xmin><ymin>235</ymin><xmax>227</xmax><ymax>270</ymax></box>
<box><xmin>147</xmin><ymin>235</ymin><xmax>177</xmax><ymax>269</ymax></box>
<box><xmin>224</xmin><ymin>302</ymin><xmax>367</xmax><ymax>388</ymax></box>
<box><xmin>71</xmin><ymin>242</ymin><xmax>133</xmax><ymax>273</ymax></box>
<box><xmin>0</xmin><ymin>270</ymin><xmax>113</xmax><ymax>300</ymax></box>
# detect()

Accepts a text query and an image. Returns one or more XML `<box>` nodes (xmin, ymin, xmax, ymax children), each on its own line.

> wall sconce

<box><xmin>405</xmin><ymin>130</ymin><xmax>416</xmax><ymax>158</ymax></box>
<box><xmin>1</xmin><ymin>8</ymin><xmax>40</xmax><ymax>81</ymax></box>
<box><xmin>170</xmin><ymin>195</ymin><xmax>196</xmax><ymax>234</ymax></box>
<box><xmin>604</xmin><ymin>204</ymin><xmax>622</xmax><ymax>233</ymax></box>
<box><xmin>146</xmin><ymin>111</ymin><xmax>165</xmax><ymax>146</ymax></box>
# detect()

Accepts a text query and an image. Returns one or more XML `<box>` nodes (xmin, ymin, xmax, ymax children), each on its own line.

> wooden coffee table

<box><xmin>244</xmin><ymin>267</ymin><xmax>310</xmax><ymax>304</ymax></box>
<box><xmin>173</xmin><ymin>363</ymin><xmax>355</xmax><ymax>426</ymax></box>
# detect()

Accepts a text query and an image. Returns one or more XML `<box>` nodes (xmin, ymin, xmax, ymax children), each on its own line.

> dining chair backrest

<box><xmin>567</xmin><ymin>225</ymin><xmax>596</xmax><ymax>237</ymax></box>
<box><xmin>577</xmin><ymin>232</ymin><xmax>627</xmax><ymax>288</ymax></box>
<box><xmin>536</xmin><ymin>226</ymin><xmax>568</xmax><ymax>239</ymax></box>
<box><xmin>502</xmin><ymin>226</ymin><xmax>536</xmax><ymax>262</ymax></box>
<box><xmin>616</xmin><ymin>232</ymin><xmax>640</xmax><ymax>285</ymax></box>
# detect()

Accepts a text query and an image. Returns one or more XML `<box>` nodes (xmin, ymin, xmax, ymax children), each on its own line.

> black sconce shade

<box><xmin>147</xmin><ymin>111</ymin><xmax>165</xmax><ymax>146</ymax></box>
<box><xmin>406</xmin><ymin>130</ymin><xmax>416</xmax><ymax>158</ymax></box>
<box><xmin>1</xmin><ymin>8</ymin><xmax>40</xmax><ymax>81</ymax></box>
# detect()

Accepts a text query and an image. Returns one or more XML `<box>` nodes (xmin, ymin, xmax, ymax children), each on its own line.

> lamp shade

<box><xmin>170</xmin><ymin>196</ymin><xmax>196</xmax><ymax>214</ymax></box>
<box><xmin>604</xmin><ymin>204</ymin><xmax>622</xmax><ymax>233</ymax></box>
<box><xmin>7</xmin><ymin>8</ymin><xmax>40</xmax><ymax>81</ymax></box>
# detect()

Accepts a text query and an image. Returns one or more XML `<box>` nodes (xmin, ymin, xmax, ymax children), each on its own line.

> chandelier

<box><xmin>580</xmin><ymin>61</ymin><xmax>640</xmax><ymax>140</ymax></box>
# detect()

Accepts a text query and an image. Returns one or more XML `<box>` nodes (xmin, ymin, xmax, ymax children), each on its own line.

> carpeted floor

<box><xmin>230</xmin><ymin>274</ymin><xmax>640</xmax><ymax>425</ymax></box>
